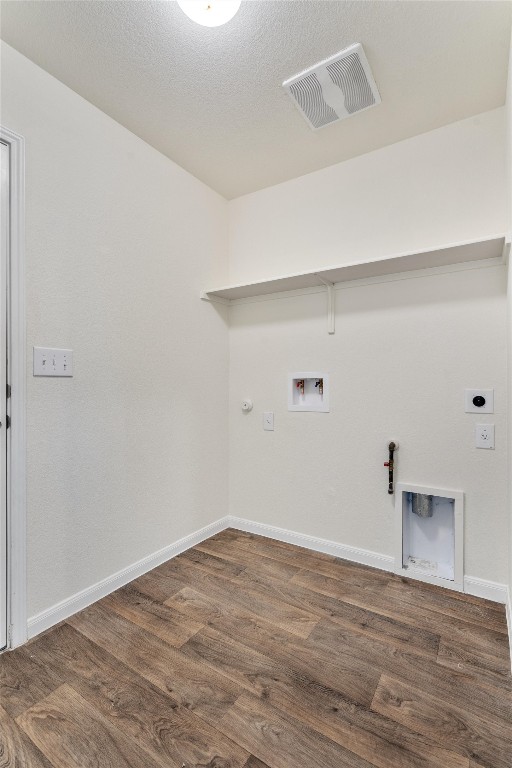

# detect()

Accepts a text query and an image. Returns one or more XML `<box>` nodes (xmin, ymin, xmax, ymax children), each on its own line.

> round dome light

<box><xmin>177</xmin><ymin>0</ymin><xmax>242</xmax><ymax>27</ymax></box>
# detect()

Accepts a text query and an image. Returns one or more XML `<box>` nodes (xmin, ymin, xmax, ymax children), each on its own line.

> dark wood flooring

<box><xmin>1</xmin><ymin>528</ymin><xmax>511</xmax><ymax>767</ymax></box>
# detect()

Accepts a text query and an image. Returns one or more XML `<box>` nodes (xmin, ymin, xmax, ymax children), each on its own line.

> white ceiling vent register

<box><xmin>283</xmin><ymin>43</ymin><xmax>381</xmax><ymax>130</ymax></box>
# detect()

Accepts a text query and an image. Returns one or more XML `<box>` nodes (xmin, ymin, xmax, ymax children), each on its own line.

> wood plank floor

<box><xmin>1</xmin><ymin>528</ymin><xmax>511</xmax><ymax>768</ymax></box>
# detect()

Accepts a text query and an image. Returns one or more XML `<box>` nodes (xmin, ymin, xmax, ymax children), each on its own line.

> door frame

<box><xmin>1</xmin><ymin>125</ymin><xmax>26</xmax><ymax>649</ymax></box>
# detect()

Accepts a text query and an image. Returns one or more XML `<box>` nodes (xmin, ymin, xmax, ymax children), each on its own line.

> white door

<box><xmin>0</xmin><ymin>141</ymin><xmax>8</xmax><ymax>649</ymax></box>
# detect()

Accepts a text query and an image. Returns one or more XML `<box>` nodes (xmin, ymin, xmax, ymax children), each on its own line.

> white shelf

<box><xmin>202</xmin><ymin>235</ymin><xmax>507</xmax><ymax>303</ymax></box>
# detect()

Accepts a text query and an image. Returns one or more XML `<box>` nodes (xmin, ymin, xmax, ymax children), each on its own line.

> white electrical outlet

<box><xmin>33</xmin><ymin>347</ymin><xmax>73</xmax><ymax>377</ymax></box>
<box><xmin>475</xmin><ymin>423</ymin><xmax>494</xmax><ymax>449</ymax></box>
<box><xmin>465</xmin><ymin>389</ymin><xmax>494</xmax><ymax>413</ymax></box>
<box><xmin>263</xmin><ymin>412</ymin><xmax>274</xmax><ymax>431</ymax></box>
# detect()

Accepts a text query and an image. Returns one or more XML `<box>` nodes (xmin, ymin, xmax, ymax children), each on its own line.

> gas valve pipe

<box><xmin>384</xmin><ymin>441</ymin><xmax>397</xmax><ymax>495</ymax></box>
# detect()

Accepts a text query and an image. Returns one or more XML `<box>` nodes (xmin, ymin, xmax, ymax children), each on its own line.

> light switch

<box><xmin>33</xmin><ymin>347</ymin><xmax>73</xmax><ymax>377</ymax></box>
<box><xmin>263</xmin><ymin>412</ymin><xmax>274</xmax><ymax>431</ymax></box>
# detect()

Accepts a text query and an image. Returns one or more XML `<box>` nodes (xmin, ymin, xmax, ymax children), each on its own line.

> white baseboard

<box><xmin>27</xmin><ymin>516</ymin><xmax>230</xmax><ymax>639</ymax></box>
<box><xmin>506</xmin><ymin>588</ymin><xmax>512</xmax><ymax>673</ymax></box>
<box><xmin>226</xmin><ymin>516</ymin><xmax>395</xmax><ymax>573</ymax></box>
<box><xmin>227</xmin><ymin>518</ymin><xmax>509</xmax><ymax>605</ymax></box>
<box><xmin>463</xmin><ymin>575</ymin><xmax>508</xmax><ymax>604</ymax></box>
<box><xmin>26</xmin><ymin>514</ymin><xmax>509</xmax><ymax>645</ymax></box>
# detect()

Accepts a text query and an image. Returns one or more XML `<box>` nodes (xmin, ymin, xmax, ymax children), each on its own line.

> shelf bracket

<box><xmin>502</xmin><ymin>237</ymin><xmax>511</xmax><ymax>265</ymax></box>
<box><xmin>315</xmin><ymin>275</ymin><xmax>335</xmax><ymax>334</ymax></box>
<box><xmin>200</xmin><ymin>292</ymin><xmax>230</xmax><ymax>306</ymax></box>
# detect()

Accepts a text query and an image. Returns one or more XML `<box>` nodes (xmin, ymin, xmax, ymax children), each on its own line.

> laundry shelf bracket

<box><xmin>315</xmin><ymin>274</ymin><xmax>335</xmax><ymax>334</ymax></box>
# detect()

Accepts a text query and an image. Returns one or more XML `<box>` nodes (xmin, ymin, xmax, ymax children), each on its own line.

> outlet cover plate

<box><xmin>475</xmin><ymin>423</ymin><xmax>495</xmax><ymax>449</ymax></box>
<box><xmin>465</xmin><ymin>389</ymin><xmax>493</xmax><ymax>413</ymax></box>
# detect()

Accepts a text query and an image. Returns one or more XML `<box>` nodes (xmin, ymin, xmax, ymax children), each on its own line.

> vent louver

<box><xmin>283</xmin><ymin>43</ymin><xmax>380</xmax><ymax>130</ymax></box>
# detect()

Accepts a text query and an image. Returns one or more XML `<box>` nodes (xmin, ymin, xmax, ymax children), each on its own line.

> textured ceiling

<box><xmin>1</xmin><ymin>1</ymin><xmax>511</xmax><ymax>199</ymax></box>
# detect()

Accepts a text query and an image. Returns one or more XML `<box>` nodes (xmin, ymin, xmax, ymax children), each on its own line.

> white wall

<box><xmin>506</xmin><ymin>31</ymin><xmax>512</xmax><ymax>614</ymax></box>
<box><xmin>229</xmin><ymin>108</ymin><xmax>506</xmax><ymax>284</ymax></box>
<box><xmin>228</xmin><ymin>110</ymin><xmax>509</xmax><ymax>585</ymax></box>
<box><xmin>2</xmin><ymin>38</ymin><xmax>509</xmax><ymax>625</ymax></box>
<box><xmin>1</xmin><ymin>43</ymin><xmax>230</xmax><ymax>619</ymax></box>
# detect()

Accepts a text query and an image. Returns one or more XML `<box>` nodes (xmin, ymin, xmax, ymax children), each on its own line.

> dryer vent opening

<box><xmin>283</xmin><ymin>43</ymin><xmax>381</xmax><ymax>130</ymax></box>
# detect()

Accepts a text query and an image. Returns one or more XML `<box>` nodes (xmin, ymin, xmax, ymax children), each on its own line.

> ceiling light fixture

<box><xmin>177</xmin><ymin>0</ymin><xmax>241</xmax><ymax>27</ymax></box>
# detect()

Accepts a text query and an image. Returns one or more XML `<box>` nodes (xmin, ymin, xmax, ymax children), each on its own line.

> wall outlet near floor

<box><xmin>475</xmin><ymin>423</ymin><xmax>494</xmax><ymax>449</ymax></box>
<box><xmin>33</xmin><ymin>347</ymin><xmax>73</xmax><ymax>377</ymax></box>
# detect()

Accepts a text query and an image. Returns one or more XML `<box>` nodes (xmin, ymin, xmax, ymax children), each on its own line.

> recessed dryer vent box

<box><xmin>395</xmin><ymin>483</ymin><xmax>463</xmax><ymax>591</ymax></box>
<box><xmin>288</xmin><ymin>372</ymin><xmax>329</xmax><ymax>412</ymax></box>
